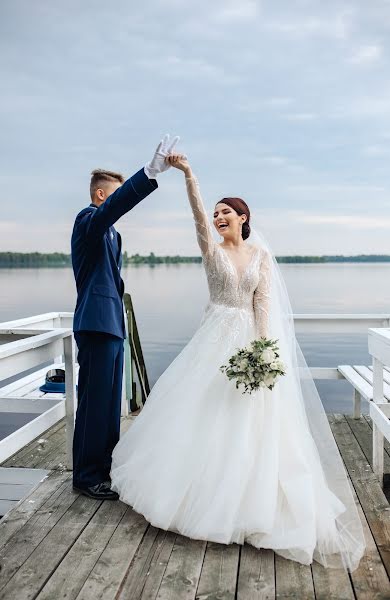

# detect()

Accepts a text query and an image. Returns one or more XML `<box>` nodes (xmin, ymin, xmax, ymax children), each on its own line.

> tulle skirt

<box><xmin>110</xmin><ymin>301</ymin><xmax>361</xmax><ymax>568</ymax></box>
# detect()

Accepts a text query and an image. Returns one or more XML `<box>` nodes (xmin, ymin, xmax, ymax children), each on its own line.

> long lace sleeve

<box><xmin>253</xmin><ymin>248</ymin><xmax>272</xmax><ymax>337</ymax></box>
<box><xmin>185</xmin><ymin>175</ymin><xmax>215</xmax><ymax>257</ymax></box>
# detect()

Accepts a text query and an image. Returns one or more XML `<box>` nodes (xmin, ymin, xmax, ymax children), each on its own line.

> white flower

<box><xmin>261</xmin><ymin>349</ymin><xmax>275</xmax><ymax>364</ymax></box>
<box><xmin>239</xmin><ymin>359</ymin><xmax>249</xmax><ymax>370</ymax></box>
<box><xmin>270</xmin><ymin>361</ymin><xmax>279</xmax><ymax>370</ymax></box>
<box><xmin>263</xmin><ymin>374</ymin><xmax>275</xmax><ymax>387</ymax></box>
<box><xmin>275</xmin><ymin>359</ymin><xmax>285</xmax><ymax>371</ymax></box>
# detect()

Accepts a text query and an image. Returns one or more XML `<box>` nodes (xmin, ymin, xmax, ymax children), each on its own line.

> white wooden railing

<box><xmin>1</xmin><ymin>312</ymin><xmax>390</xmax><ymax>472</ymax></box>
<box><xmin>367</xmin><ymin>328</ymin><xmax>390</xmax><ymax>484</ymax></box>
<box><xmin>0</xmin><ymin>314</ymin><xmax>76</xmax><ymax>467</ymax></box>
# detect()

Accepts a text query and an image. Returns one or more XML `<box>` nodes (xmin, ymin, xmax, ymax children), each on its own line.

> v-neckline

<box><xmin>217</xmin><ymin>244</ymin><xmax>259</xmax><ymax>284</ymax></box>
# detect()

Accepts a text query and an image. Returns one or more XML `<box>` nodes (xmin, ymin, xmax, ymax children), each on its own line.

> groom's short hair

<box><xmin>90</xmin><ymin>169</ymin><xmax>125</xmax><ymax>200</ymax></box>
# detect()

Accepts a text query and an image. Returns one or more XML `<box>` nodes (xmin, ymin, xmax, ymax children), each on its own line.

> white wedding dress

<box><xmin>111</xmin><ymin>175</ymin><xmax>366</xmax><ymax>571</ymax></box>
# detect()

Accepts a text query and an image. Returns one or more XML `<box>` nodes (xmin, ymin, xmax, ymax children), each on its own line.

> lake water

<box><xmin>1</xmin><ymin>263</ymin><xmax>390</xmax><ymax>419</ymax></box>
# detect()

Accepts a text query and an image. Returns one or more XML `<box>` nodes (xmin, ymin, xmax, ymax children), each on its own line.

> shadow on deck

<box><xmin>0</xmin><ymin>413</ymin><xmax>389</xmax><ymax>599</ymax></box>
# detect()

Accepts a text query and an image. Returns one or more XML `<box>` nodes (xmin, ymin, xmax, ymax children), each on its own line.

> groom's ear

<box><xmin>95</xmin><ymin>188</ymin><xmax>105</xmax><ymax>201</ymax></box>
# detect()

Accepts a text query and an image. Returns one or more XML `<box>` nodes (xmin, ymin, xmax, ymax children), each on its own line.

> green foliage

<box><xmin>1</xmin><ymin>251</ymin><xmax>389</xmax><ymax>268</ymax></box>
<box><xmin>0</xmin><ymin>252</ymin><xmax>71</xmax><ymax>268</ymax></box>
<box><xmin>123</xmin><ymin>252</ymin><xmax>202</xmax><ymax>265</ymax></box>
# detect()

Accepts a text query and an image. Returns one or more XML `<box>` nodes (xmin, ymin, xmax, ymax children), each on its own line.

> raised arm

<box><xmin>253</xmin><ymin>248</ymin><xmax>272</xmax><ymax>337</ymax></box>
<box><xmin>82</xmin><ymin>168</ymin><xmax>157</xmax><ymax>244</ymax></box>
<box><xmin>185</xmin><ymin>175</ymin><xmax>215</xmax><ymax>257</ymax></box>
<box><xmin>167</xmin><ymin>155</ymin><xmax>214</xmax><ymax>257</ymax></box>
<box><xmin>79</xmin><ymin>135</ymin><xmax>181</xmax><ymax>247</ymax></box>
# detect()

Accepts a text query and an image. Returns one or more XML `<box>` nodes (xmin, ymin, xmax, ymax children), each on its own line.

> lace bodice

<box><xmin>185</xmin><ymin>175</ymin><xmax>271</xmax><ymax>337</ymax></box>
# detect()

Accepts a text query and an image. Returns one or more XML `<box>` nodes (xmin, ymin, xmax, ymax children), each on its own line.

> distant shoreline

<box><xmin>1</xmin><ymin>251</ymin><xmax>390</xmax><ymax>268</ymax></box>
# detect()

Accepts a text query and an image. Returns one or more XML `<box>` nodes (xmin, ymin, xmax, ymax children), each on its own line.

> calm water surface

<box><xmin>1</xmin><ymin>263</ymin><xmax>390</xmax><ymax>417</ymax></box>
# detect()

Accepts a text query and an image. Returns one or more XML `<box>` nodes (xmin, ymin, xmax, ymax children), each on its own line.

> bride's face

<box><xmin>213</xmin><ymin>203</ymin><xmax>246</xmax><ymax>239</ymax></box>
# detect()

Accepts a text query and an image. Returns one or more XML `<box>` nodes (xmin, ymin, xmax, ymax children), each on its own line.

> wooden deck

<box><xmin>0</xmin><ymin>413</ymin><xmax>389</xmax><ymax>599</ymax></box>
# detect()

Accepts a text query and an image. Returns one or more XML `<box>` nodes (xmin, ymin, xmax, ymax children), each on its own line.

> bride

<box><xmin>110</xmin><ymin>153</ymin><xmax>366</xmax><ymax>571</ymax></box>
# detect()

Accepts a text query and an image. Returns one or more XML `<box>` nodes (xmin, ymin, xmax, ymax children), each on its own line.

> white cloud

<box><xmin>214</xmin><ymin>0</ymin><xmax>260</xmax><ymax>22</ymax></box>
<box><xmin>237</xmin><ymin>97</ymin><xmax>294</xmax><ymax>114</ymax></box>
<box><xmin>297</xmin><ymin>214</ymin><xmax>390</xmax><ymax>230</ymax></box>
<box><xmin>1</xmin><ymin>0</ymin><xmax>390</xmax><ymax>256</ymax></box>
<box><xmin>284</xmin><ymin>112</ymin><xmax>317</xmax><ymax>121</ymax></box>
<box><xmin>135</xmin><ymin>55</ymin><xmax>236</xmax><ymax>84</ymax></box>
<box><xmin>361</xmin><ymin>144</ymin><xmax>390</xmax><ymax>157</ymax></box>
<box><xmin>348</xmin><ymin>44</ymin><xmax>383</xmax><ymax>66</ymax></box>
<box><xmin>265</xmin><ymin>12</ymin><xmax>352</xmax><ymax>40</ymax></box>
<box><xmin>257</xmin><ymin>155</ymin><xmax>288</xmax><ymax>166</ymax></box>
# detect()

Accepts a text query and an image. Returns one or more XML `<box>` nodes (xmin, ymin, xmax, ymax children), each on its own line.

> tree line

<box><xmin>1</xmin><ymin>251</ymin><xmax>390</xmax><ymax>267</ymax></box>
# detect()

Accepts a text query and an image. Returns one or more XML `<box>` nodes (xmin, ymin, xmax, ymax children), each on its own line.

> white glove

<box><xmin>144</xmin><ymin>134</ymin><xmax>180</xmax><ymax>179</ymax></box>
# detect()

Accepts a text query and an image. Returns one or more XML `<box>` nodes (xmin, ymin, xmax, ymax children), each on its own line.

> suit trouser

<box><xmin>73</xmin><ymin>331</ymin><xmax>124</xmax><ymax>488</ymax></box>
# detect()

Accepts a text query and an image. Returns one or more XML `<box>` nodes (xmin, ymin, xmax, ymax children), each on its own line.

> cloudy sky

<box><xmin>1</xmin><ymin>0</ymin><xmax>390</xmax><ymax>256</ymax></box>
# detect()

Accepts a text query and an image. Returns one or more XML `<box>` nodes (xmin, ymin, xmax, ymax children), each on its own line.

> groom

<box><xmin>71</xmin><ymin>135</ymin><xmax>179</xmax><ymax>500</ymax></box>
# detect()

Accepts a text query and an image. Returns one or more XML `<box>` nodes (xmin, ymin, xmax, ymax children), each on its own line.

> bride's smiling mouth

<box><xmin>217</xmin><ymin>222</ymin><xmax>229</xmax><ymax>231</ymax></box>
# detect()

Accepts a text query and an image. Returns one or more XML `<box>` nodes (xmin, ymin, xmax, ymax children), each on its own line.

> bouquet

<box><xmin>220</xmin><ymin>337</ymin><xmax>286</xmax><ymax>394</ymax></box>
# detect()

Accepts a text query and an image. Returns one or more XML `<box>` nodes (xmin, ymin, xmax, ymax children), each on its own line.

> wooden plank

<box><xmin>0</xmin><ymin>479</ymin><xmax>77</xmax><ymax>591</ymax></box>
<box><xmin>36</xmin><ymin>501</ymin><xmax>128</xmax><ymax>600</ymax></box>
<box><xmin>363</xmin><ymin>414</ymin><xmax>390</xmax><ymax>462</ymax></box>
<box><xmin>117</xmin><ymin>526</ymin><xmax>176</xmax><ymax>600</ymax></box>
<box><xmin>342</xmin><ymin>418</ymin><xmax>390</xmax><ymax>597</ymax></box>
<box><xmin>371</xmin><ymin>402</ymin><xmax>390</xmax><ymax>440</ymax></box>
<box><xmin>194</xmin><ymin>541</ymin><xmax>239</xmax><ymax>600</ymax></box>
<box><xmin>152</xmin><ymin>535</ymin><xmax>207</xmax><ymax>600</ymax></box>
<box><xmin>337</xmin><ymin>366</ymin><xmax>373</xmax><ymax>401</ymax></box>
<box><xmin>237</xmin><ymin>546</ymin><xmax>275</xmax><ymax>600</ymax></box>
<box><xmin>0</xmin><ymin>493</ymin><xmax>101</xmax><ymax>599</ymax></box>
<box><xmin>0</xmin><ymin>397</ymin><xmax>62</xmax><ymax>413</ymax></box>
<box><xmin>37</xmin><ymin>442</ymin><xmax>67</xmax><ymax>471</ymax></box>
<box><xmin>2</xmin><ymin>415</ymin><xmax>132</xmax><ymax>470</ymax></box>
<box><xmin>3</xmin><ymin>419</ymin><xmax>65</xmax><ymax>468</ymax></box>
<box><xmin>0</xmin><ymin>500</ymin><xmax>18</xmax><ymax>515</ymax></box>
<box><xmin>0</xmin><ymin>329</ymin><xmax>67</xmax><ymax>360</ymax></box>
<box><xmin>311</xmin><ymin>560</ymin><xmax>354</xmax><ymax>599</ymax></box>
<box><xmin>0</xmin><ymin>364</ymin><xmax>56</xmax><ymax>397</ymax></box>
<box><xmin>274</xmin><ymin>554</ymin><xmax>315</xmax><ymax>599</ymax></box>
<box><xmin>370</xmin><ymin>364</ymin><xmax>390</xmax><ymax>386</ymax></box>
<box><xmin>0</xmin><ymin>483</ymin><xmax>33</xmax><ymax>500</ymax></box>
<box><xmin>350</xmin><ymin>503</ymin><xmax>390</xmax><ymax>599</ymax></box>
<box><xmin>0</xmin><ymin>401</ymin><xmax>65</xmax><ymax>464</ymax></box>
<box><xmin>0</xmin><ymin>313</ymin><xmax>60</xmax><ymax>330</ymax></box>
<box><xmin>368</xmin><ymin>330</ymin><xmax>390</xmax><ymax>374</ymax></box>
<box><xmin>64</xmin><ymin>334</ymin><xmax>77</xmax><ymax>469</ymax></box>
<box><xmin>354</xmin><ymin>365</ymin><xmax>390</xmax><ymax>401</ymax></box>
<box><xmin>0</xmin><ymin>467</ymin><xmax>48</xmax><ymax>485</ymax></box>
<box><xmin>1</xmin><ymin>419</ymin><xmax>65</xmax><ymax>467</ymax></box>
<box><xmin>329</xmin><ymin>414</ymin><xmax>390</xmax><ymax>578</ymax></box>
<box><xmin>309</xmin><ymin>367</ymin><xmax>343</xmax><ymax>380</ymax></box>
<box><xmin>0</xmin><ymin>471</ymin><xmax>70</xmax><ymax>550</ymax></box>
<box><xmin>0</xmin><ymin>332</ymin><xmax>65</xmax><ymax>381</ymax></box>
<box><xmin>7</xmin><ymin>417</ymin><xmax>135</xmax><ymax>472</ymax></box>
<box><xmin>76</xmin><ymin>507</ymin><xmax>150</xmax><ymax>600</ymax></box>
<box><xmin>345</xmin><ymin>415</ymin><xmax>390</xmax><ymax>473</ymax></box>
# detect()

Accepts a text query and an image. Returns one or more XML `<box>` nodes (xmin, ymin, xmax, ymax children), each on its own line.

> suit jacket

<box><xmin>71</xmin><ymin>167</ymin><xmax>158</xmax><ymax>338</ymax></box>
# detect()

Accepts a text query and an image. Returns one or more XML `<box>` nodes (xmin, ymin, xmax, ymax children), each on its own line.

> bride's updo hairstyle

<box><xmin>217</xmin><ymin>198</ymin><xmax>251</xmax><ymax>240</ymax></box>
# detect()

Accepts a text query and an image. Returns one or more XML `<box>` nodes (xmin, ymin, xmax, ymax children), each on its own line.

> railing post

<box><xmin>121</xmin><ymin>348</ymin><xmax>129</xmax><ymax>418</ymax></box>
<box><xmin>372</xmin><ymin>356</ymin><xmax>384</xmax><ymax>478</ymax></box>
<box><xmin>353</xmin><ymin>389</ymin><xmax>361</xmax><ymax>419</ymax></box>
<box><xmin>64</xmin><ymin>333</ymin><xmax>77</xmax><ymax>470</ymax></box>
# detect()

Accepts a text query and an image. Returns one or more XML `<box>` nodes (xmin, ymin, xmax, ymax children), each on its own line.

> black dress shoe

<box><xmin>73</xmin><ymin>482</ymin><xmax>119</xmax><ymax>501</ymax></box>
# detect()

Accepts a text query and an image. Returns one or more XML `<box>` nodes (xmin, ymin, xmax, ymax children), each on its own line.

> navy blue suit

<box><xmin>71</xmin><ymin>167</ymin><xmax>157</xmax><ymax>488</ymax></box>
